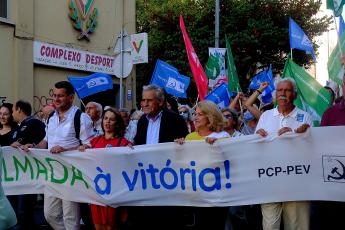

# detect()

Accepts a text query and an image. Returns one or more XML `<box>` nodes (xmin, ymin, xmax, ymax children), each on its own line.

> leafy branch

<box><xmin>86</xmin><ymin>8</ymin><xmax>98</xmax><ymax>34</ymax></box>
<box><xmin>68</xmin><ymin>0</ymin><xmax>82</xmax><ymax>31</ymax></box>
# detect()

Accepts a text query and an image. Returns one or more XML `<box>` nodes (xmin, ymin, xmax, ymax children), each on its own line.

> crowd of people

<box><xmin>0</xmin><ymin>71</ymin><xmax>344</xmax><ymax>230</ymax></box>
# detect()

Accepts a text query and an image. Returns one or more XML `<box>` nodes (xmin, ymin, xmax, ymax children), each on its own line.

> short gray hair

<box><xmin>276</xmin><ymin>77</ymin><xmax>297</xmax><ymax>93</ymax></box>
<box><xmin>87</xmin><ymin>101</ymin><xmax>103</xmax><ymax>117</ymax></box>
<box><xmin>142</xmin><ymin>84</ymin><xmax>165</xmax><ymax>102</ymax></box>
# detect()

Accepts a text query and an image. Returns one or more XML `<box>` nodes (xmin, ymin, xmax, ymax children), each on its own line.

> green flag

<box><xmin>327</xmin><ymin>31</ymin><xmax>345</xmax><ymax>85</ymax></box>
<box><xmin>327</xmin><ymin>0</ymin><xmax>345</xmax><ymax>16</ymax></box>
<box><xmin>225</xmin><ymin>35</ymin><xmax>241</xmax><ymax>92</ymax></box>
<box><xmin>283</xmin><ymin>57</ymin><xmax>332</xmax><ymax>126</ymax></box>
<box><xmin>205</xmin><ymin>54</ymin><xmax>223</xmax><ymax>80</ymax></box>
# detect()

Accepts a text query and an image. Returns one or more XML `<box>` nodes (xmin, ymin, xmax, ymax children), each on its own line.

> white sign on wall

<box><xmin>131</xmin><ymin>33</ymin><xmax>148</xmax><ymax>64</ymax></box>
<box><xmin>33</xmin><ymin>41</ymin><xmax>115</xmax><ymax>75</ymax></box>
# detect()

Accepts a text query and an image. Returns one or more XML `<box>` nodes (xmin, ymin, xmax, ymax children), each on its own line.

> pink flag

<box><xmin>179</xmin><ymin>15</ymin><xmax>208</xmax><ymax>100</ymax></box>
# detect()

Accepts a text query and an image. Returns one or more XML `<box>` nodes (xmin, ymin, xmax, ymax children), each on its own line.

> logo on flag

<box><xmin>86</xmin><ymin>76</ymin><xmax>110</xmax><ymax>89</ymax></box>
<box><xmin>167</xmin><ymin>77</ymin><xmax>185</xmax><ymax>93</ymax></box>
<box><xmin>150</xmin><ymin>59</ymin><xmax>190</xmax><ymax>98</ymax></box>
<box><xmin>205</xmin><ymin>83</ymin><xmax>231</xmax><ymax>109</ymax></box>
<box><xmin>289</xmin><ymin>17</ymin><xmax>316</xmax><ymax>60</ymax></box>
<box><xmin>68</xmin><ymin>72</ymin><xmax>113</xmax><ymax>98</ymax></box>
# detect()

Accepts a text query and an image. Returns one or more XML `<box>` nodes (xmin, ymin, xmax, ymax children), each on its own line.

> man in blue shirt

<box><xmin>10</xmin><ymin>100</ymin><xmax>46</xmax><ymax>230</ymax></box>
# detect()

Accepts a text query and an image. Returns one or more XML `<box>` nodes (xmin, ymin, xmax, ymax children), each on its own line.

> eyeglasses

<box><xmin>224</xmin><ymin>114</ymin><xmax>233</xmax><ymax>119</ymax></box>
<box><xmin>179</xmin><ymin>111</ymin><xmax>188</xmax><ymax>115</ymax></box>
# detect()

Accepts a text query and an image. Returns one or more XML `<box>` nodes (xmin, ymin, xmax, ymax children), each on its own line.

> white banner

<box><xmin>33</xmin><ymin>41</ymin><xmax>115</xmax><ymax>75</ymax></box>
<box><xmin>2</xmin><ymin>126</ymin><xmax>345</xmax><ymax>207</ymax></box>
<box><xmin>131</xmin><ymin>33</ymin><xmax>148</xmax><ymax>64</ymax></box>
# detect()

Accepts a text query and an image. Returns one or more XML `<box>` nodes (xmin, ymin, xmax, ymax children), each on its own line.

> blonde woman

<box><xmin>176</xmin><ymin>100</ymin><xmax>229</xmax><ymax>144</ymax></box>
<box><xmin>175</xmin><ymin>100</ymin><xmax>229</xmax><ymax>229</ymax></box>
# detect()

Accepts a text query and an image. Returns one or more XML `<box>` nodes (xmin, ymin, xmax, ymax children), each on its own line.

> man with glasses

<box><xmin>36</xmin><ymin>81</ymin><xmax>94</xmax><ymax>230</ymax></box>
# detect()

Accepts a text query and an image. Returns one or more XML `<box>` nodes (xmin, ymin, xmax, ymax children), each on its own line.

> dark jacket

<box><xmin>134</xmin><ymin>109</ymin><xmax>189</xmax><ymax>145</ymax></box>
<box><xmin>11</xmin><ymin>116</ymin><xmax>46</xmax><ymax>145</ymax></box>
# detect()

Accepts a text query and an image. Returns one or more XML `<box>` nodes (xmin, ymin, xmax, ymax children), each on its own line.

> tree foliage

<box><xmin>135</xmin><ymin>0</ymin><xmax>331</xmax><ymax>104</ymax></box>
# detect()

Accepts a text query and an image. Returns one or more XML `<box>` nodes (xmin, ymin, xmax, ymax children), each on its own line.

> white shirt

<box><xmin>45</xmin><ymin>105</ymin><xmax>94</xmax><ymax>150</ymax></box>
<box><xmin>207</xmin><ymin>131</ymin><xmax>230</xmax><ymax>139</ymax></box>
<box><xmin>255</xmin><ymin>106</ymin><xmax>312</xmax><ymax>134</ymax></box>
<box><xmin>146</xmin><ymin>111</ymin><xmax>163</xmax><ymax>145</ymax></box>
<box><xmin>93</xmin><ymin>118</ymin><xmax>103</xmax><ymax>136</ymax></box>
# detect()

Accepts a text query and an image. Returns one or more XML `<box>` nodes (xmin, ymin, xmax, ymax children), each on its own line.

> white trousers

<box><xmin>261</xmin><ymin>201</ymin><xmax>310</xmax><ymax>230</ymax></box>
<box><xmin>44</xmin><ymin>196</ymin><xmax>80</xmax><ymax>230</ymax></box>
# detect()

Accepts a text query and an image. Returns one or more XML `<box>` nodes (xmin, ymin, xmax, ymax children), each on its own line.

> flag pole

<box><xmin>237</xmin><ymin>87</ymin><xmax>244</xmax><ymax>116</ymax></box>
<box><xmin>192</xmin><ymin>95</ymin><xmax>199</xmax><ymax>110</ymax></box>
<box><xmin>291</xmin><ymin>49</ymin><xmax>293</xmax><ymax>61</ymax></box>
<box><xmin>80</xmin><ymin>98</ymin><xmax>86</xmax><ymax>108</ymax></box>
<box><xmin>333</xmin><ymin>14</ymin><xmax>344</xmax><ymax>56</ymax></box>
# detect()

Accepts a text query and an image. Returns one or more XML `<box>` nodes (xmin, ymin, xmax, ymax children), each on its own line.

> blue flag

<box><xmin>289</xmin><ymin>17</ymin><xmax>316</xmax><ymax>61</ymax></box>
<box><xmin>205</xmin><ymin>83</ymin><xmax>231</xmax><ymax>109</ymax></box>
<box><xmin>249</xmin><ymin>64</ymin><xmax>275</xmax><ymax>103</ymax></box>
<box><xmin>339</xmin><ymin>15</ymin><xmax>345</xmax><ymax>37</ymax></box>
<box><xmin>150</xmin><ymin>59</ymin><xmax>190</xmax><ymax>98</ymax></box>
<box><xmin>67</xmin><ymin>73</ymin><xmax>113</xmax><ymax>98</ymax></box>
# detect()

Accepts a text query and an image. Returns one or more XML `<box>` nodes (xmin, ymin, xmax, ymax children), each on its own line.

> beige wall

<box><xmin>0</xmin><ymin>0</ymin><xmax>136</xmax><ymax>110</ymax></box>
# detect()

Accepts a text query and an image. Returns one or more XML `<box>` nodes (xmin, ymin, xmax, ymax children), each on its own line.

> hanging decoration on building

<box><xmin>68</xmin><ymin>0</ymin><xmax>98</xmax><ymax>41</ymax></box>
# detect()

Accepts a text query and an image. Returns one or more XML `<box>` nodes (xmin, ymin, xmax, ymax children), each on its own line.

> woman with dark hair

<box><xmin>79</xmin><ymin>108</ymin><xmax>131</xmax><ymax>230</ymax></box>
<box><xmin>221</xmin><ymin>108</ymin><xmax>243</xmax><ymax>137</ymax></box>
<box><xmin>0</xmin><ymin>103</ymin><xmax>18</xmax><ymax>146</ymax></box>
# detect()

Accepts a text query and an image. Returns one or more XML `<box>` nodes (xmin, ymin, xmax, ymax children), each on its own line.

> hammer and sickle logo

<box><xmin>327</xmin><ymin>159</ymin><xmax>345</xmax><ymax>181</ymax></box>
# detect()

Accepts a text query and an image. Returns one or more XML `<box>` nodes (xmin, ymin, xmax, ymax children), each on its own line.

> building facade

<box><xmin>0</xmin><ymin>0</ymin><xmax>136</xmax><ymax>114</ymax></box>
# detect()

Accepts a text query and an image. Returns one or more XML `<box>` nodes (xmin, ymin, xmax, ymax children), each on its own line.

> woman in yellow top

<box><xmin>176</xmin><ymin>100</ymin><xmax>229</xmax><ymax>144</ymax></box>
<box><xmin>175</xmin><ymin>100</ymin><xmax>229</xmax><ymax>229</ymax></box>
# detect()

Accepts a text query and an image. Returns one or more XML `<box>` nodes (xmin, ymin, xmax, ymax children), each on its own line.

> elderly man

<box><xmin>255</xmin><ymin>78</ymin><xmax>312</xmax><ymax>230</ymax></box>
<box><xmin>127</xmin><ymin>84</ymin><xmax>188</xmax><ymax>229</ymax></box>
<box><xmin>85</xmin><ymin>101</ymin><xmax>103</xmax><ymax>135</ymax></box>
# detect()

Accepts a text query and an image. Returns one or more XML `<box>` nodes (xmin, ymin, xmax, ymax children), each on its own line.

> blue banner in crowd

<box><xmin>205</xmin><ymin>83</ymin><xmax>231</xmax><ymax>109</ymax></box>
<box><xmin>289</xmin><ymin>17</ymin><xmax>316</xmax><ymax>61</ymax></box>
<box><xmin>249</xmin><ymin>64</ymin><xmax>275</xmax><ymax>103</ymax></box>
<box><xmin>150</xmin><ymin>60</ymin><xmax>190</xmax><ymax>98</ymax></box>
<box><xmin>67</xmin><ymin>73</ymin><xmax>113</xmax><ymax>98</ymax></box>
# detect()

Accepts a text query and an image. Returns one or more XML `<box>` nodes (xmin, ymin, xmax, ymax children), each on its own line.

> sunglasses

<box><xmin>179</xmin><ymin>111</ymin><xmax>188</xmax><ymax>115</ymax></box>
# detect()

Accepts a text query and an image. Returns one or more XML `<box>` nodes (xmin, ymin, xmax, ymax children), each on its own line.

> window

<box><xmin>0</xmin><ymin>0</ymin><xmax>7</xmax><ymax>19</ymax></box>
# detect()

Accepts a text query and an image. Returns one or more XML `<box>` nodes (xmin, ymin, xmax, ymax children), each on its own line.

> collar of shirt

<box><xmin>146</xmin><ymin>111</ymin><xmax>163</xmax><ymax>122</ymax></box>
<box><xmin>19</xmin><ymin>116</ymin><xmax>32</xmax><ymax>126</ymax></box>
<box><xmin>273</xmin><ymin>106</ymin><xmax>298</xmax><ymax>118</ymax></box>
<box><xmin>94</xmin><ymin>118</ymin><xmax>102</xmax><ymax>129</ymax></box>
<box><xmin>56</xmin><ymin>105</ymin><xmax>76</xmax><ymax>122</ymax></box>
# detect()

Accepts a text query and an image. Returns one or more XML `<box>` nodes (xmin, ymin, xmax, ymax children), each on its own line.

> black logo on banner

<box><xmin>323</xmin><ymin>156</ymin><xmax>345</xmax><ymax>183</ymax></box>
